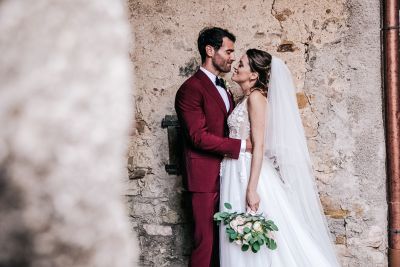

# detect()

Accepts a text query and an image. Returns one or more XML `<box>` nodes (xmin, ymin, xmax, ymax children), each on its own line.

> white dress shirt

<box><xmin>199</xmin><ymin>67</ymin><xmax>246</xmax><ymax>153</ymax></box>
<box><xmin>200</xmin><ymin>67</ymin><xmax>230</xmax><ymax>112</ymax></box>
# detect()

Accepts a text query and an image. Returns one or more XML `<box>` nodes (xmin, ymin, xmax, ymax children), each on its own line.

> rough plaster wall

<box><xmin>0</xmin><ymin>1</ymin><xmax>138</xmax><ymax>266</ymax></box>
<box><xmin>127</xmin><ymin>0</ymin><xmax>386</xmax><ymax>266</ymax></box>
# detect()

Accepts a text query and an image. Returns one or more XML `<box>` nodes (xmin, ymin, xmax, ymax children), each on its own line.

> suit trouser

<box><xmin>189</xmin><ymin>192</ymin><xmax>220</xmax><ymax>267</ymax></box>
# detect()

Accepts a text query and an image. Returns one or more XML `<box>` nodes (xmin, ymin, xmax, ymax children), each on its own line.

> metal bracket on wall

<box><xmin>161</xmin><ymin>115</ymin><xmax>182</xmax><ymax>175</ymax></box>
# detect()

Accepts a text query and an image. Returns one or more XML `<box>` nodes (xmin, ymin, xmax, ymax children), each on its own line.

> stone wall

<box><xmin>127</xmin><ymin>0</ymin><xmax>386</xmax><ymax>266</ymax></box>
<box><xmin>0</xmin><ymin>1</ymin><xmax>138</xmax><ymax>266</ymax></box>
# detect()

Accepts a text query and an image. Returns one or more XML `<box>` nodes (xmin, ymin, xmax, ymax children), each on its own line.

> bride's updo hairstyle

<box><xmin>246</xmin><ymin>49</ymin><xmax>272</xmax><ymax>96</ymax></box>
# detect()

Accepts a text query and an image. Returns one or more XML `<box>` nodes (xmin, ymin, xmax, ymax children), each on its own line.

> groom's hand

<box><xmin>245</xmin><ymin>138</ymin><xmax>253</xmax><ymax>153</ymax></box>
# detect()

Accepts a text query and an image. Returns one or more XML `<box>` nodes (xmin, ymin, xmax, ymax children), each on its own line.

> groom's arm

<box><xmin>175</xmin><ymin>82</ymin><xmax>242</xmax><ymax>159</ymax></box>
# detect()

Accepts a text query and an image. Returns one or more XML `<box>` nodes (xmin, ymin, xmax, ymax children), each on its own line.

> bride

<box><xmin>219</xmin><ymin>49</ymin><xmax>341</xmax><ymax>267</ymax></box>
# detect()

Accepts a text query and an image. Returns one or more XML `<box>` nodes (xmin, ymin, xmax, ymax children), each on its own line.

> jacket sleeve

<box><xmin>175</xmin><ymin>82</ymin><xmax>241</xmax><ymax>159</ymax></box>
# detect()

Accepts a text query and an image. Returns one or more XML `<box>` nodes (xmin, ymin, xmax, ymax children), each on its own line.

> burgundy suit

<box><xmin>175</xmin><ymin>69</ymin><xmax>241</xmax><ymax>267</ymax></box>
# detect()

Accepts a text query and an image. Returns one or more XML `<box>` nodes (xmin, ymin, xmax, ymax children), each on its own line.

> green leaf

<box><xmin>230</xmin><ymin>233</ymin><xmax>238</xmax><ymax>240</ymax></box>
<box><xmin>245</xmin><ymin>234</ymin><xmax>252</xmax><ymax>242</ymax></box>
<box><xmin>226</xmin><ymin>228</ymin><xmax>235</xmax><ymax>234</ymax></box>
<box><xmin>241</xmin><ymin>244</ymin><xmax>249</xmax><ymax>251</ymax></box>
<box><xmin>228</xmin><ymin>212</ymin><xmax>237</xmax><ymax>219</ymax></box>
<box><xmin>266</xmin><ymin>220</ymin><xmax>279</xmax><ymax>231</ymax></box>
<box><xmin>265</xmin><ymin>237</ymin><xmax>277</xmax><ymax>250</ymax></box>
<box><xmin>269</xmin><ymin>239</ymin><xmax>277</xmax><ymax>250</ymax></box>
<box><xmin>224</xmin><ymin>202</ymin><xmax>232</xmax><ymax>210</ymax></box>
<box><xmin>251</xmin><ymin>242</ymin><xmax>260</xmax><ymax>253</ymax></box>
<box><xmin>265</xmin><ymin>224</ymin><xmax>277</xmax><ymax>231</ymax></box>
<box><xmin>220</xmin><ymin>212</ymin><xmax>229</xmax><ymax>218</ymax></box>
<box><xmin>244</xmin><ymin>227</ymin><xmax>251</xmax><ymax>234</ymax></box>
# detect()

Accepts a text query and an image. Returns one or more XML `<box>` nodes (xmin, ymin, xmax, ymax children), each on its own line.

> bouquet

<box><xmin>214</xmin><ymin>202</ymin><xmax>278</xmax><ymax>253</ymax></box>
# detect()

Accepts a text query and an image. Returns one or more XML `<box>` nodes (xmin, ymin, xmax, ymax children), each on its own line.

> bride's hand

<box><xmin>245</xmin><ymin>138</ymin><xmax>253</xmax><ymax>153</ymax></box>
<box><xmin>246</xmin><ymin>189</ymin><xmax>260</xmax><ymax>212</ymax></box>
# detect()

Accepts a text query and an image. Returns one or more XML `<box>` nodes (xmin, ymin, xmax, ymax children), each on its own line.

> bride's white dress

<box><xmin>219</xmin><ymin>97</ymin><xmax>335</xmax><ymax>267</ymax></box>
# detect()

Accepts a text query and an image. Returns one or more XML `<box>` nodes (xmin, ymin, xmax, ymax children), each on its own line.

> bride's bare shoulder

<box><xmin>247</xmin><ymin>89</ymin><xmax>267</xmax><ymax>107</ymax></box>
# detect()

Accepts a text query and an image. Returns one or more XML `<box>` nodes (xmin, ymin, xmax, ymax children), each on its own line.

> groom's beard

<box><xmin>212</xmin><ymin>59</ymin><xmax>232</xmax><ymax>73</ymax></box>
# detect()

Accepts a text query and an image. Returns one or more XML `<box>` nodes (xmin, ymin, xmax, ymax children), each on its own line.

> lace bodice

<box><xmin>227</xmin><ymin>97</ymin><xmax>250</xmax><ymax>139</ymax></box>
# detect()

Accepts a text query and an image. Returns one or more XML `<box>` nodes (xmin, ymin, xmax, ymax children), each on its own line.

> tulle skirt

<box><xmin>219</xmin><ymin>152</ymin><xmax>335</xmax><ymax>267</ymax></box>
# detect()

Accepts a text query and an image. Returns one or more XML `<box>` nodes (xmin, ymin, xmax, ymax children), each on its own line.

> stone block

<box><xmin>143</xmin><ymin>224</ymin><xmax>172</xmax><ymax>236</ymax></box>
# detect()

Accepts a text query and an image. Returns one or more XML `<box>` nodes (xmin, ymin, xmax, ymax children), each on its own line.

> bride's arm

<box><xmin>246</xmin><ymin>90</ymin><xmax>267</xmax><ymax>212</ymax></box>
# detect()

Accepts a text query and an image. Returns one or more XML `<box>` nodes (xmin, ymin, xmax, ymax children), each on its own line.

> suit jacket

<box><xmin>175</xmin><ymin>69</ymin><xmax>241</xmax><ymax>192</ymax></box>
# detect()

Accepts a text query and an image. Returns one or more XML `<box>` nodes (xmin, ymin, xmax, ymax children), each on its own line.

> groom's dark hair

<box><xmin>197</xmin><ymin>27</ymin><xmax>236</xmax><ymax>63</ymax></box>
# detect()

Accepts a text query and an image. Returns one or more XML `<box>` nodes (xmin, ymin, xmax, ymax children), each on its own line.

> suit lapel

<box><xmin>228</xmin><ymin>91</ymin><xmax>234</xmax><ymax>115</ymax></box>
<box><xmin>194</xmin><ymin>70</ymin><xmax>228</xmax><ymax>116</ymax></box>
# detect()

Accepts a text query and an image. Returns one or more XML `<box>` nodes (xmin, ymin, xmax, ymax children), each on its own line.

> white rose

<box><xmin>230</xmin><ymin>219</ymin><xmax>238</xmax><ymax>231</ymax></box>
<box><xmin>243</xmin><ymin>233</ymin><xmax>252</xmax><ymax>244</ymax></box>
<box><xmin>245</xmin><ymin>222</ymin><xmax>253</xmax><ymax>230</ymax></box>
<box><xmin>253</xmin><ymin>221</ymin><xmax>263</xmax><ymax>232</ymax></box>
<box><xmin>237</xmin><ymin>225</ymin><xmax>244</xmax><ymax>234</ymax></box>
<box><xmin>236</xmin><ymin>216</ymin><xmax>245</xmax><ymax>225</ymax></box>
<box><xmin>234</xmin><ymin>239</ymin><xmax>242</xmax><ymax>245</ymax></box>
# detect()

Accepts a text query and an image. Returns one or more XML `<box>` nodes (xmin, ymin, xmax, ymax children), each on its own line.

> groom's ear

<box><xmin>205</xmin><ymin>45</ymin><xmax>215</xmax><ymax>58</ymax></box>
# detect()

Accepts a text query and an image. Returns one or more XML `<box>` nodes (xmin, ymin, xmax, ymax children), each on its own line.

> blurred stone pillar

<box><xmin>0</xmin><ymin>1</ymin><xmax>138</xmax><ymax>266</ymax></box>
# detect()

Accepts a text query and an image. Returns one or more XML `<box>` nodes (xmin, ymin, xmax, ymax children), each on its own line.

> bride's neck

<box><xmin>240</xmin><ymin>82</ymin><xmax>256</xmax><ymax>96</ymax></box>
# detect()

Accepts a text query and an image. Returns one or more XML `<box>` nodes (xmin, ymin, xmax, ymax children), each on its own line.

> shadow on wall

<box><xmin>0</xmin><ymin>1</ymin><xmax>139</xmax><ymax>266</ymax></box>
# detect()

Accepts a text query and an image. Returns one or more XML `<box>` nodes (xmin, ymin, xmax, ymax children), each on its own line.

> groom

<box><xmin>175</xmin><ymin>27</ymin><xmax>249</xmax><ymax>267</ymax></box>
